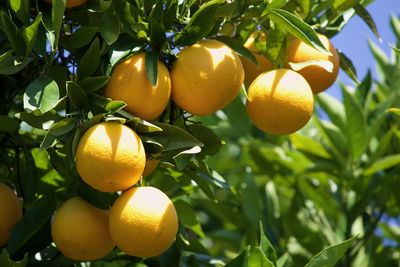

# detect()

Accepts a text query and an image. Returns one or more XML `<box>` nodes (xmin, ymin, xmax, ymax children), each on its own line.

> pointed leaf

<box><xmin>267</xmin><ymin>8</ymin><xmax>328</xmax><ymax>54</ymax></box>
<box><xmin>66</xmin><ymin>81</ymin><xmax>88</xmax><ymax>109</ymax></box>
<box><xmin>78</xmin><ymin>38</ymin><xmax>101</xmax><ymax>79</ymax></box>
<box><xmin>304</xmin><ymin>236</ymin><xmax>357</xmax><ymax>267</ymax></box>
<box><xmin>316</xmin><ymin>93</ymin><xmax>346</xmax><ymax>130</ymax></box>
<box><xmin>22</xmin><ymin>13</ymin><xmax>42</xmax><ymax>55</ymax></box>
<box><xmin>338</xmin><ymin>50</ymin><xmax>359</xmax><ymax>84</ymax></box>
<box><xmin>145</xmin><ymin>51</ymin><xmax>158</xmax><ymax>86</ymax></box>
<box><xmin>23</xmin><ymin>77</ymin><xmax>60</xmax><ymax>113</ymax></box>
<box><xmin>364</xmin><ymin>154</ymin><xmax>400</xmax><ymax>176</ymax></box>
<box><xmin>100</xmin><ymin>10</ymin><xmax>120</xmax><ymax>45</ymax></box>
<box><xmin>0</xmin><ymin>12</ymin><xmax>26</xmax><ymax>56</ymax></box>
<box><xmin>214</xmin><ymin>36</ymin><xmax>257</xmax><ymax>65</ymax></box>
<box><xmin>354</xmin><ymin>4</ymin><xmax>381</xmax><ymax>41</ymax></box>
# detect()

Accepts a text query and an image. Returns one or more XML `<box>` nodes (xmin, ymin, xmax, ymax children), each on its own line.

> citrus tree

<box><xmin>1</xmin><ymin>0</ymin><xmax>399</xmax><ymax>266</ymax></box>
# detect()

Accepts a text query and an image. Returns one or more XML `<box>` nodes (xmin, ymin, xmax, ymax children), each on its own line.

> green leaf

<box><xmin>316</xmin><ymin>93</ymin><xmax>346</xmax><ymax>130</ymax></box>
<box><xmin>174</xmin><ymin>199</ymin><xmax>205</xmax><ymax>237</ymax></box>
<box><xmin>304</xmin><ymin>236</ymin><xmax>357</xmax><ymax>267</ymax></box>
<box><xmin>51</xmin><ymin>0</ymin><xmax>66</xmax><ymax>39</ymax></box>
<box><xmin>149</xmin><ymin>18</ymin><xmax>166</xmax><ymax>51</ymax></box>
<box><xmin>225</xmin><ymin>247</ymin><xmax>249</xmax><ymax>267</ymax></box>
<box><xmin>100</xmin><ymin>10</ymin><xmax>120</xmax><ymax>45</ymax></box>
<box><xmin>78</xmin><ymin>76</ymin><xmax>110</xmax><ymax>93</ymax></box>
<box><xmin>187</xmin><ymin>124</ymin><xmax>223</xmax><ymax>156</ymax></box>
<box><xmin>7</xmin><ymin>0</ymin><xmax>29</xmax><ymax>24</ymax></box>
<box><xmin>266</xmin><ymin>8</ymin><xmax>328</xmax><ymax>54</ymax></box>
<box><xmin>105</xmin><ymin>101</ymin><xmax>127</xmax><ymax>114</ymax></box>
<box><xmin>145</xmin><ymin>51</ymin><xmax>159</xmax><ymax>86</ymax></box>
<box><xmin>0</xmin><ymin>50</ymin><xmax>32</xmax><ymax>75</ymax></box>
<box><xmin>66</xmin><ymin>26</ymin><xmax>98</xmax><ymax>49</ymax></box>
<box><xmin>364</xmin><ymin>154</ymin><xmax>400</xmax><ymax>176</ymax></box>
<box><xmin>22</xmin><ymin>13</ymin><xmax>42</xmax><ymax>55</ymax></box>
<box><xmin>175</xmin><ymin>0</ymin><xmax>223</xmax><ymax>46</ymax></box>
<box><xmin>23</xmin><ymin>77</ymin><xmax>60</xmax><ymax>114</ymax></box>
<box><xmin>143</xmin><ymin>123</ymin><xmax>203</xmax><ymax>152</ymax></box>
<box><xmin>78</xmin><ymin>38</ymin><xmax>101</xmax><ymax>79</ymax></box>
<box><xmin>242</xmin><ymin>175</ymin><xmax>262</xmax><ymax>228</ymax></box>
<box><xmin>332</xmin><ymin>0</ymin><xmax>358</xmax><ymax>10</ymax></box>
<box><xmin>15</xmin><ymin>110</ymin><xmax>61</xmax><ymax>130</ymax></box>
<box><xmin>390</xmin><ymin>15</ymin><xmax>400</xmax><ymax>40</ymax></box>
<box><xmin>354</xmin><ymin>4</ymin><xmax>381</xmax><ymax>41</ymax></box>
<box><xmin>338</xmin><ymin>50</ymin><xmax>360</xmax><ymax>83</ymax></box>
<box><xmin>290</xmin><ymin>134</ymin><xmax>331</xmax><ymax>159</ymax></box>
<box><xmin>0</xmin><ymin>12</ymin><xmax>26</xmax><ymax>56</ymax></box>
<box><xmin>66</xmin><ymin>81</ymin><xmax>88</xmax><ymax>109</ymax></box>
<box><xmin>259</xmin><ymin>223</ymin><xmax>277</xmax><ymax>265</ymax></box>
<box><xmin>173</xmin><ymin>146</ymin><xmax>202</xmax><ymax>170</ymax></box>
<box><xmin>368</xmin><ymin>40</ymin><xmax>390</xmax><ymax>74</ymax></box>
<box><xmin>77</xmin><ymin>181</ymin><xmax>114</xmax><ymax>210</ymax></box>
<box><xmin>342</xmin><ymin>85</ymin><xmax>367</xmax><ymax>159</ymax></box>
<box><xmin>47</xmin><ymin>118</ymin><xmax>76</xmax><ymax>136</ymax></box>
<box><xmin>7</xmin><ymin>194</ymin><xmax>56</xmax><ymax>255</ymax></box>
<box><xmin>387</xmin><ymin>108</ymin><xmax>400</xmax><ymax>116</ymax></box>
<box><xmin>0</xmin><ymin>249</ymin><xmax>28</xmax><ymax>267</ymax></box>
<box><xmin>248</xmin><ymin>247</ymin><xmax>274</xmax><ymax>267</ymax></box>
<box><xmin>214</xmin><ymin>36</ymin><xmax>257</xmax><ymax>65</ymax></box>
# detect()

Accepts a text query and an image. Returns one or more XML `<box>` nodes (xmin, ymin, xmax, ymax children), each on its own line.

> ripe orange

<box><xmin>105</xmin><ymin>52</ymin><xmax>171</xmax><ymax>120</ymax></box>
<box><xmin>0</xmin><ymin>183</ymin><xmax>22</xmax><ymax>246</ymax></box>
<box><xmin>286</xmin><ymin>33</ymin><xmax>340</xmax><ymax>94</ymax></box>
<box><xmin>241</xmin><ymin>32</ymin><xmax>273</xmax><ymax>87</ymax></box>
<box><xmin>75</xmin><ymin>122</ymin><xmax>146</xmax><ymax>192</ymax></box>
<box><xmin>45</xmin><ymin>0</ymin><xmax>87</xmax><ymax>8</ymax></box>
<box><xmin>171</xmin><ymin>39</ymin><xmax>244</xmax><ymax>115</ymax></box>
<box><xmin>246</xmin><ymin>69</ymin><xmax>314</xmax><ymax>135</ymax></box>
<box><xmin>109</xmin><ymin>186</ymin><xmax>178</xmax><ymax>258</ymax></box>
<box><xmin>51</xmin><ymin>197</ymin><xmax>115</xmax><ymax>261</ymax></box>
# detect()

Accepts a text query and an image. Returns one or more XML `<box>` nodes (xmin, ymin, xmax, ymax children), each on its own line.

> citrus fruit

<box><xmin>142</xmin><ymin>157</ymin><xmax>160</xmax><ymax>177</ymax></box>
<box><xmin>241</xmin><ymin>32</ymin><xmax>273</xmax><ymax>87</ymax></box>
<box><xmin>246</xmin><ymin>69</ymin><xmax>314</xmax><ymax>135</ymax></box>
<box><xmin>45</xmin><ymin>0</ymin><xmax>87</xmax><ymax>8</ymax></box>
<box><xmin>286</xmin><ymin>33</ymin><xmax>339</xmax><ymax>94</ymax></box>
<box><xmin>0</xmin><ymin>183</ymin><xmax>22</xmax><ymax>246</ymax></box>
<box><xmin>51</xmin><ymin>197</ymin><xmax>115</xmax><ymax>261</ymax></box>
<box><xmin>105</xmin><ymin>52</ymin><xmax>171</xmax><ymax>120</ymax></box>
<box><xmin>171</xmin><ymin>39</ymin><xmax>244</xmax><ymax>115</ymax></box>
<box><xmin>109</xmin><ymin>186</ymin><xmax>178</xmax><ymax>258</ymax></box>
<box><xmin>75</xmin><ymin>122</ymin><xmax>146</xmax><ymax>192</ymax></box>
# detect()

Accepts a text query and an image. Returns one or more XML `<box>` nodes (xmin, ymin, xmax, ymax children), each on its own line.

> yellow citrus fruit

<box><xmin>241</xmin><ymin>32</ymin><xmax>273</xmax><ymax>87</ymax></box>
<box><xmin>286</xmin><ymin>33</ymin><xmax>340</xmax><ymax>94</ymax></box>
<box><xmin>76</xmin><ymin>122</ymin><xmax>146</xmax><ymax>192</ymax></box>
<box><xmin>51</xmin><ymin>197</ymin><xmax>115</xmax><ymax>261</ymax></box>
<box><xmin>142</xmin><ymin>157</ymin><xmax>160</xmax><ymax>177</ymax></box>
<box><xmin>246</xmin><ymin>69</ymin><xmax>314</xmax><ymax>135</ymax></box>
<box><xmin>0</xmin><ymin>183</ymin><xmax>22</xmax><ymax>246</ymax></box>
<box><xmin>171</xmin><ymin>39</ymin><xmax>244</xmax><ymax>115</ymax></box>
<box><xmin>45</xmin><ymin>0</ymin><xmax>87</xmax><ymax>8</ymax></box>
<box><xmin>105</xmin><ymin>52</ymin><xmax>171</xmax><ymax>120</ymax></box>
<box><xmin>109</xmin><ymin>186</ymin><xmax>178</xmax><ymax>258</ymax></box>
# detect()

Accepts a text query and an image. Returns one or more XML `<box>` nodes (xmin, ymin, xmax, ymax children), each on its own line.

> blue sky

<box><xmin>329</xmin><ymin>1</ymin><xmax>400</xmax><ymax>99</ymax></box>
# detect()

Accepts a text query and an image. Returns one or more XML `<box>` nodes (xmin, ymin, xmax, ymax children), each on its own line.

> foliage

<box><xmin>0</xmin><ymin>0</ymin><xmax>399</xmax><ymax>266</ymax></box>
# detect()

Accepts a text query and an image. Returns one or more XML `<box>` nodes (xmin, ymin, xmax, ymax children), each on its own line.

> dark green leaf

<box><xmin>0</xmin><ymin>51</ymin><xmax>32</xmax><ymax>75</ymax></box>
<box><xmin>338</xmin><ymin>50</ymin><xmax>359</xmax><ymax>83</ymax></box>
<box><xmin>259</xmin><ymin>223</ymin><xmax>277</xmax><ymax>265</ymax></box>
<box><xmin>15</xmin><ymin>110</ymin><xmax>61</xmax><ymax>130</ymax></box>
<box><xmin>143</xmin><ymin>123</ymin><xmax>203</xmax><ymax>152</ymax></box>
<box><xmin>149</xmin><ymin>18</ymin><xmax>166</xmax><ymax>51</ymax></box>
<box><xmin>78</xmin><ymin>38</ymin><xmax>101</xmax><ymax>79</ymax></box>
<box><xmin>0</xmin><ymin>12</ymin><xmax>26</xmax><ymax>56</ymax></box>
<box><xmin>174</xmin><ymin>199</ymin><xmax>204</xmax><ymax>237</ymax></box>
<box><xmin>267</xmin><ymin>8</ymin><xmax>328</xmax><ymax>54</ymax></box>
<box><xmin>354</xmin><ymin>4</ymin><xmax>381</xmax><ymax>41</ymax></box>
<box><xmin>51</xmin><ymin>0</ymin><xmax>66</xmax><ymax>39</ymax></box>
<box><xmin>304</xmin><ymin>236</ymin><xmax>357</xmax><ymax>267</ymax></box>
<box><xmin>47</xmin><ymin>118</ymin><xmax>76</xmax><ymax>136</ymax></box>
<box><xmin>77</xmin><ymin>181</ymin><xmax>114</xmax><ymax>210</ymax></box>
<box><xmin>175</xmin><ymin>0</ymin><xmax>223</xmax><ymax>46</ymax></box>
<box><xmin>67</xmin><ymin>26</ymin><xmax>98</xmax><ymax>49</ymax></box>
<box><xmin>7</xmin><ymin>194</ymin><xmax>56</xmax><ymax>255</ymax></box>
<box><xmin>145</xmin><ymin>51</ymin><xmax>158</xmax><ymax>86</ymax></box>
<box><xmin>100</xmin><ymin>10</ymin><xmax>120</xmax><ymax>45</ymax></box>
<box><xmin>225</xmin><ymin>247</ymin><xmax>249</xmax><ymax>267</ymax></box>
<box><xmin>78</xmin><ymin>76</ymin><xmax>110</xmax><ymax>93</ymax></box>
<box><xmin>0</xmin><ymin>115</ymin><xmax>20</xmax><ymax>133</ymax></box>
<box><xmin>66</xmin><ymin>81</ymin><xmax>88</xmax><ymax>109</ymax></box>
<box><xmin>23</xmin><ymin>77</ymin><xmax>60</xmax><ymax>113</ymax></box>
<box><xmin>7</xmin><ymin>0</ymin><xmax>29</xmax><ymax>24</ymax></box>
